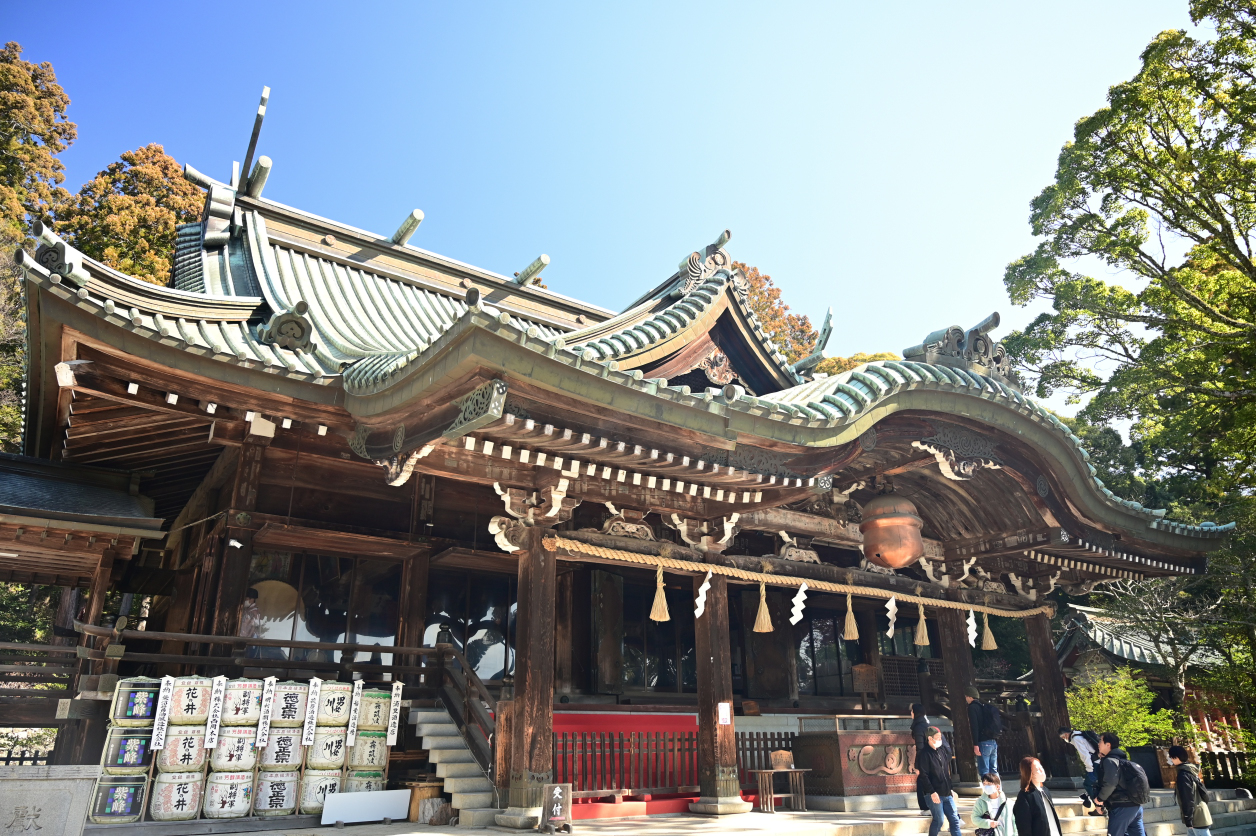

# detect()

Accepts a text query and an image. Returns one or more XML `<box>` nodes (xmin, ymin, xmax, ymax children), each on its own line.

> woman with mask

<box><xmin>918</xmin><ymin>726</ymin><xmax>962</xmax><ymax>836</ymax></box>
<box><xmin>1013</xmin><ymin>757</ymin><xmax>1062</xmax><ymax>836</ymax></box>
<box><xmin>972</xmin><ymin>773</ymin><xmax>1016</xmax><ymax>836</ymax></box>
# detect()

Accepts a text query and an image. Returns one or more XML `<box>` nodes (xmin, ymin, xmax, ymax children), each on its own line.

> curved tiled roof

<box><xmin>755</xmin><ymin>360</ymin><xmax>1235</xmax><ymax>539</ymax></box>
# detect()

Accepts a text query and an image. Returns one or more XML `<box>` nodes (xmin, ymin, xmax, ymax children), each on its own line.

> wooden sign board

<box><xmin>540</xmin><ymin>783</ymin><xmax>573</xmax><ymax>834</ymax></box>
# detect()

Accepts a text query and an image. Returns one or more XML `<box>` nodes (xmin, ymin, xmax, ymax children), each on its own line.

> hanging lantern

<box><xmin>859</xmin><ymin>494</ymin><xmax>925</xmax><ymax>569</ymax></box>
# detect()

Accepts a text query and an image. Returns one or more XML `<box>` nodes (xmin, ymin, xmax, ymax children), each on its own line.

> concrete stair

<box><xmin>411</xmin><ymin>706</ymin><xmax>500</xmax><ymax>827</ymax></box>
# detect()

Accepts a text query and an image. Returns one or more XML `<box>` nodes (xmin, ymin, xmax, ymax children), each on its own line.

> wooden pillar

<box><xmin>212</xmin><ymin>433</ymin><xmax>267</xmax><ymax>638</ymax></box>
<box><xmin>856</xmin><ymin>608</ymin><xmax>885</xmax><ymax>709</ymax></box>
<box><xmin>937</xmin><ymin>607</ymin><xmax>979</xmax><ymax>783</ymax></box>
<box><xmin>1026</xmin><ymin>611</ymin><xmax>1077</xmax><ymax>784</ymax></box>
<box><xmin>502</xmin><ymin>525</ymin><xmax>558</xmax><ymax>820</ymax></box>
<box><xmin>554</xmin><ymin>569</ymin><xmax>574</xmax><ymax>695</ymax></box>
<box><xmin>400</xmin><ymin>549</ymin><xmax>430</xmax><ymax>685</ymax></box>
<box><xmin>689</xmin><ymin>572</ymin><xmax>748</xmax><ymax>812</ymax></box>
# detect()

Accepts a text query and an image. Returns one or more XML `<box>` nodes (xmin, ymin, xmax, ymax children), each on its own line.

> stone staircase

<box><xmin>411</xmin><ymin>705</ymin><xmax>501</xmax><ymax>827</ymax></box>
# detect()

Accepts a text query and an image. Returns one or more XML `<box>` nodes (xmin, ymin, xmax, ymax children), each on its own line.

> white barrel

<box><xmin>101</xmin><ymin>726</ymin><xmax>154</xmax><ymax>775</ymax></box>
<box><xmin>222</xmin><ymin>679</ymin><xmax>263</xmax><ymax>725</ymax></box>
<box><xmin>108</xmin><ymin>678</ymin><xmax>161</xmax><ymax>727</ymax></box>
<box><xmin>344</xmin><ymin>770</ymin><xmax>385</xmax><ymax>793</ymax></box>
<box><xmin>258</xmin><ymin>729</ymin><xmax>302</xmax><ymax>770</ymax></box>
<box><xmin>155</xmin><ymin>725</ymin><xmax>207</xmax><ymax>773</ymax></box>
<box><xmin>149</xmin><ymin>772</ymin><xmax>203</xmax><ymax>821</ymax></box>
<box><xmin>210</xmin><ymin>726</ymin><xmax>258</xmax><ymax>771</ymax></box>
<box><xmin>254</xmin><ymin>769</ymin><xmax>299</xmax><ymax>816</ymax></box>
<box><xmin>169</xmin><ymin>677</ymin><xmax>213</xmax><ymax>724</ymax></box>
<box><xmin>348</xmin><ymin>730</ymin><xmax>388</xmax><ymax>769</ymax></box>
<box><xmin>357</xmin><ymin>689</ymin><xmax>392</xmax><ymax>731</ymax></box>
<box><xmin>316</xmin><ymin>681</ymin><xmax>354</xmax><ymax>725</ymax></box>
<box><xmin>202</xmin><ymin>771</ymin><xmax>253</xmax><ymax>818</ymax></box>
<box><xmin>300</xmin><ymin>769</ymin><xmax>341</xmax><ymax>814</ymax></box>
<box><xmin>270</xmin><ymin>681</ymin><xmax>309</xmax><ymax>727</ymax></box>
<box><xmin>306</xmin><ymin>726</ymin><xmax>347</xmax><ymax>769</ymax></box>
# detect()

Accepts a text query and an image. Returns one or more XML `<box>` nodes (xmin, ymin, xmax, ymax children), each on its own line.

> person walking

<box><xmin>912</xmin><ymin>703</ymin><xmax>935</xmax><ymax>814</ymax></box>
<box><xmin>972</xmin><ymin>773</ymin><xmax>1017</xmax><ymax>836</ymax></box>
<box><xmin>965</xmin><ymin>686</ymin><xmax>1002</xmax><ymax>777</ymax></box>
<box><xmin>1094</xmin><ymin>732</ymin><xmax>1150</xmax><ymax>836</ymax></box>
<box><xmin>1169</xmin><ymin>745</ymin><xmax>1213</xmax><ymax>836</ymax></box>
<box><xmin>919</xmin><ymin>726</ymin><xmax>963</xmax><ymax>836</ymax></box>
<box><xmin>1058</xmin><ymin>726</ymin><xmax>1102</xmax><ymax>814</ymax></box>
<box><xmin>1013</xmin><ymin>757</ymin><xmax>1062</xmax><ymax>836</ymax></box>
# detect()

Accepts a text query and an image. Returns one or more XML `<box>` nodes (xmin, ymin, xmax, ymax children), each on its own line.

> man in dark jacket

<box><xmin>1169</xmin><ymin>745</ymin><xmax>1212</xmax><ymax>836</ymax></box>
<box><xmin>919</xmin><ymin>726</ymin><xmax>962</xmax><ymax>836</ymax></box>
<box><xmin>1094</xmin><ymin>732</ymin><xmax>1147</xmax><ymax>836</ymax></box>
<box><xmin>912</xmin><ymin>704</ymin><xmax>932</xmax><ymax>813</ymax></box>
<box><xmin>965</xmin><ymin>685</ymin><xmax>999</xmax><ymax>777</ymax></box>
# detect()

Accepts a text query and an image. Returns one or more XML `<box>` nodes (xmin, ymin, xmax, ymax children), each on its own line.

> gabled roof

<box><xmin>1061</xmin><ymin>605</ymin><xmax>1222</xmax><ymax>668</ymax></box>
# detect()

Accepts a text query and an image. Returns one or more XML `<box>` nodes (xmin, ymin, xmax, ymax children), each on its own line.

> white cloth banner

<box><xmin>150</xmin><ymin>675</ymin><xmax>175</xmax><ymax>750</ymax></box>
<box><xmin>386</xmin><ymin>681</ymin><xmax>404</xmax><ymax>746</ymax></box>
<box><xmin>301</xmin><ymin>678</ymin><xmax>323</xmax><ymax>746</ymax></box>
<box><xmin>255</xmin><ymin>676</ymin><xmax>278</xmax><ymax>748</ymax></box>
<box><xmin>346</xmin><ymin>680</ymin><xmax>364</xmax><ymax>746</ymax></box>
<box><xmin>203</xmin><ymin>675</ymin><xmax>227</xmax><ymax>749</ymax></box>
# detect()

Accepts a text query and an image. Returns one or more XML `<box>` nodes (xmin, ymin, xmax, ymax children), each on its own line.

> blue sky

<box><xmin>9</xmin><ymin>1</ymin><xmax>1198</xmax><ymax>374</ymax></box>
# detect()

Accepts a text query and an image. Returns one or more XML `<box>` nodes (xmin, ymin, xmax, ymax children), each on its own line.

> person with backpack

<box><xmin>965</xmin><ymin>686</ymin><xmax>1003</xmax><ymax>777</ymax></box>
<box><xmin>919</xmin><ymin>726</ymin><xmax>964</xmax><ymax>836</ymax></box>
<box><xmin>1169</xmin><ymin>745</ymin><xmax>1212</xmax><ymax>836</ymax></box>
<box><xmin>1094</xmin><ymin>732</ymin><xmax>1150</xmax><ymax>836</ymax></box>
<box><xmin>1058</xmin><ymin>726</ymin><xmax>1103</xmax><ymax>814</ymax></box>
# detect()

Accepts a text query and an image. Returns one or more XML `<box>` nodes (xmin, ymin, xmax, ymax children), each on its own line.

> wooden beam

<box><xmin>943</xmin><ymin>527</ymin><xmax>1069</xmax><ymax>561</ymax></box>
<box><xmin>212</xmin><ymin>435</ymin><xmax>267</xmax><ymax>638</ymax></box>
<box><xmin>253</xmin><ymin>522</ymin><xmax>426</xmax><ymax>559</ymax></box>
<box><xmin>936</xmin><ymin>608</ymin><xmax>979</xmax><ymax>783</ymax></box>
<box><xmin>1027</xmin><ymin>612</ymin><xmax>1077</xmax><ymax>783</ymax></box>
<box><xmin>693</xmin><ymin>571</ymin><xmax>740</xmax><ymax>804</ymax></box>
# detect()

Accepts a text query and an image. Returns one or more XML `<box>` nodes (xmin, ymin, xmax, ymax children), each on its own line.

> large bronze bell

<box><xmin>859</xmin><ymin>494</ymin><xmax>924</xmax><ymax>569</ymax></box>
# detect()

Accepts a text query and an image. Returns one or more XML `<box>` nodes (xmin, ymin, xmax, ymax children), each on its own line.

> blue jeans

<box><xmin>1107</xmin><ymin>805</ymin><xmax>1146</xmax><ymax>836</ymax></box>
<box><xmin>1083</xmin><ymin>771</ymin><xmax>1099</xmax><ymax>799</ymax></box>
<box><xmin>927</xmin><ymin>793</ymin><xmax>962</xmax><ymax>836</ymax></box>
<box><xmin>1187</xmin><ymin>829</ymin><xmax>1212</xmax><ymax>836</ymax></box>
<box><xmin>976</xmin><ymin>739</ymin><xmax>999</xmax><ymax>777</ymax></box>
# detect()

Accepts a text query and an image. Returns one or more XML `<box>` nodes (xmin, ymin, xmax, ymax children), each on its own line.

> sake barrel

<box><xmin>101</xmin><ymin>726</ymin><xmax>154</xmax><ymax>774</ymax></box>
<box><xmin>269</xmin><ymin>680</ymin><xmax>309</xmax><ymax>727</ymax></box>
<box><xmin>149</xmin><ymin>772</ymin><xmax>203</xmax><ymax>821</ymax></box>
<box><xmin>348</xmin><ymin>730</ymin><xmax>388</xmax><ymax>769</ymax></box>
<box><xmin>108</xmin><ymin>677</ymin><xmax>161</xmax><ymax>727</ymax></box>
<box><xmin>155</xmin><ymin>724</ymin><xmax>207</xmax><ymax>773</ymax></box>
<box><xmin>316</xmin><ymin>681</ymin><xmax>354</xmax><ymax>726</ymax></box>
<box><xmin>258</xmin><ymin>729</ymin><xmax>302</xmax><ymax>770</ymax></box>
<box><xmin>88</xmin><ymin>774</ymin><xmax>148</xmax><ymax>824</ymax></box>
<box><xmin>307</xmin><ymin>726</ymin><xmax>347</xmax><ymax>769</ymax></box>
<box><xmin>254</xmin><ymin>770</ymin><xmax>299</xmax><ymax>816</ymax></box>
<box><xmin>222</xmin><ymin>678</ymin><xmax>263</xmax><ymax>726</ymax></box>
<box><xmin>202</xmin><ymin>771</ymin><xmax>253</xmax><ymax>818</ymax></box>
<box><xmin>210</xmin><ymin>725</ymin><xmax>258</xmax><ymax>771</ymax></box>
<box><xmin>169</xmin><ymin>676</ymin><xmax>213</xmax><ymax>724</ymax></box>
<box><xmin>344</xmin><ymin>770</ymin><xmax>386</xmax><ymax>793</ymax></box>
<box><xmin>357</xmin><ymin>688</ymin><xmax>392</xmax><ymax>731</ymax></box>
<box><xmin>299</xmin><ymin>769</ymin><xmax>341</xmax><ymax>814</ymax></box>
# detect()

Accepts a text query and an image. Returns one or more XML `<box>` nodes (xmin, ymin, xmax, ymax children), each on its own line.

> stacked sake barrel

<box><xmin>200</xmin><ymin>678</ymin><xmax>264</xmax><ymax>820</ymax></box>
<box><xmin>345</xmin><ymin>687</ymin><xmax>394</xmax><ymax>792</ymax></box>
<box><xmin>303</xmin><ymin>681</ymin><xmax>352</xmax><ymax>814</ymax></box>
<box><xmin>148</xmin><ymin>676</ymin><xmax>212</xmax><ymax>822</ymax></box>
<box><xmin>88</xmin><ymin>677</ymin><xmax>162</xmax><ymax>824</ymax></box>
<box><xmin>253</xmin><ymin>680</ymin><xmax>307</xmax><ymax>818</ymax></box>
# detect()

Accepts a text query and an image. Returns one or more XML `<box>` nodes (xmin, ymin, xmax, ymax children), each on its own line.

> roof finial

<box><xmin>391</xmin><ymin>210</ymin><xmax>424</xmax><ymax>246</ymax></box>
<box><xmin>514</xmin><ymin>254</ymin><xmax>550</xmax><ymax>285</ymax></box>
<box><xmin>241</xmin><ymin>86</ymin><xmax>270</xmax><ymax>190</ymax></box>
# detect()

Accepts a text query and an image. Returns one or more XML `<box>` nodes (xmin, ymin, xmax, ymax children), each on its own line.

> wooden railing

<box><xmin>434</xmin><ymin>644</ymin><xmax>497</xmax><ymax>777</ymax></box>
<box><xmin>0</xmin><ymin>749</ymin><xmax>49</xmax><ymax>766</ymax></box>
<box><xmin>1201</xmin><ymin>750</ymin><xmax>1251</xmax><ymax>783</ymax></box>
<box><xmin>0</xmin><ymin>641</ymin><xmax>78</xmax><ymax>690</ymax></box>
<box><xmin>552</xmin><ymin>731</ymin><xmax>700</xmax><ymax>799</ymax></box>
<box><xmin>736</xmin><ymin>731</ymin><xmax>796</xmax><ymax>788</ymax></box>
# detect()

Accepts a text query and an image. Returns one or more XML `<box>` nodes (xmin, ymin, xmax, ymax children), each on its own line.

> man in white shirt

<box><xmin>1059</xmin><ymin>726</ymin><xmax>1101</xmax><ymax>815</ymax></box>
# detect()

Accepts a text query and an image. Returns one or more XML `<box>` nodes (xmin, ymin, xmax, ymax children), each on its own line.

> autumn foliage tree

<box><xmin>56</xmin><ymin>143</ymin><xmax>203</xmax><ymax>285</ymax></box>
<box><xmin>734</xmin><ymin>261</ymin><xmax>817</xmax><ymax>363</ymax></box>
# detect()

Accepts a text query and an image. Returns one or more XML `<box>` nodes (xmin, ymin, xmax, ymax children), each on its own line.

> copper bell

<box><xmin>859</xmin><ymin>494</ymin><xmax>924</xmax><ymax>569</ymax></box>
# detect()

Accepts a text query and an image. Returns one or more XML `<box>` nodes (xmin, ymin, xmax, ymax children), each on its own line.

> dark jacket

<box><xmin>1013</xmin><ymin>785</ymin><xmax>1061</xmax><ymax>836</ymax></box>
<box><xmin>969</xmin><ymin>699</ymin><xmax>990</xmax><ymax>743</ymax></box>
<box><xmin>911</xmin><ymin>715</ymin><xmax>931</xmax><ymax>770</ymax></box>
<box><xmin>1095</xmin><ymin>748</ymin><xmax>1139</xmax><ymax>808</ymax></box>
<box><xmin>1175</xmin><ymin>763</ymin><xmax>1208</xmax><ymax>827</ymax></box>
<box><xmin>916</xmin><ymin>741</ymin><xmax>954</xmax><ymax>797</ymax></box>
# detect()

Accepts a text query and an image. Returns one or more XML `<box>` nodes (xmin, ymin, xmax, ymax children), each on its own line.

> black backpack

<box><xmin>983</xmin><ymin>702</ymin><xmax>1005</xmax><ymax>738</ymax></box>
<box><xmin>1117</xmin><ymin>758</ymin><xmax>1151</xmax><ymax>805</ymax></box>
<box><xmin>1074</xmin><ymin>731</ymin><xmax>1101</xmax><ymax>762</ymax></box>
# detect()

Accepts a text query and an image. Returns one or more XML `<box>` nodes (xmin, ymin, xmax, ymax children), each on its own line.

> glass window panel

<box><xmin>465</xmin><ymin>575</ymin><xmax>511</xmax><ymax>682</ymax></box>
<box><xmin>621</xmin><ymin>582</ymin><xmax>648</xmax><ymax>689</ymax></box>
<box><xmin>349</xmin><ymin>559</ymin><xmax>402</xmax><ymax>669</ymax></box>
<box><xmin>244</xmin><ymin>551</ymin><xmax>299</xmax><ymax>660</ymax></box>
<box><xmin>796</xmin><ymin>619</ymin><xmax>816</xmax><ymax>696</ymax></box>
<box><xmin>813</xmin><ymin>616</ymin><xmax>845</xmax><ymax>695</ymax></box>
<box><xmin>424</xmin><ymin>570</ymin><xmax>467</xmax><ymax>650</ymax></box>
<box><xmin>292</xmin><ymin>555</ymin><xmax>353</xmax><ymax>664</ymax></box>
<box><xmin>647</xmin><ymin>594</ymin><xmax>677</xmax><ymax>689</ymax></box>
<box><xmin>674</xmin><ymin>589</ymin><xmax>697</xmax><ymax>692</ymax></box>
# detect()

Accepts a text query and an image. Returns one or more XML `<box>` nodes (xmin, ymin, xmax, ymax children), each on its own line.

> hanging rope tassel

<box><xmin>843</xmin><ymin>593</ymin><xmax>860</xmax><ymax>641</ymax></box>
<box><xmin>753</xmin><ymin>581</ymin><xmax>773</xmax><ymax>633</ymax></box>
<box><xmin>982</xmin><ymin>612</ymin><xmax>999</xmax><ymax>650</ymax></box>
<box><xmin>914</xmin><ymin>602</ymin><xmax>930</xmax><ymax>646</ymax></box>
<box><xmin>649</xmin><ymin>565</ymin><xmax>670</xmax><ymax>622</ymax></box>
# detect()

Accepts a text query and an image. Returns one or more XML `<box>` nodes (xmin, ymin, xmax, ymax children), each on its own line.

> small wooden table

<box><xmin>747</xmin><ymin>768</ymin><xmax>810</xmax><ymax>813</ymax></box>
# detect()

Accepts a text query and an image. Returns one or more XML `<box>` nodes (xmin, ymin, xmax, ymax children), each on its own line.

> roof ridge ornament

<box><xmin>258</xmin><ymin>300</ymin><xmax>316</xmax><ymax>354</ymax></box>
<box><xmin>671</xmin><ymin>229</ymin><xmax>740</xmax><ymax>299</ymax></box>
<box><xmin>792</xmin><ymin>307</ymin><xmax>834</xmax><ymax>373</ymax></box>
<box><xmin>901</xmin><ymin>311</ymin><xmax>1020</xmax><ymax>388</ymax></box>
<box><xmin>29</xmin><ymin>221</ymin><xmax>90</xmax><ymax>287</ymax></box>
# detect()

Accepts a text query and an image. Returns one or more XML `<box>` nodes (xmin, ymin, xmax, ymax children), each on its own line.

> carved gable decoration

<box><xmin>911</xmin><ymin>423</ymin><xmax>1002</xmax><ymax>481</ymax></box>
<box><xmin>259</xmin><ymin>300</ymin><xmax>316</xmax><ymax>353</ymax></box>
<box><xmin>902</xmin><ymin>311</ymin><xmax>1020</xmax><ymax>388</ymax></box>
<box><xmin>672</xmin><ymin>230</ymin><xmax>742</xmax><ymax>299</ymax></box>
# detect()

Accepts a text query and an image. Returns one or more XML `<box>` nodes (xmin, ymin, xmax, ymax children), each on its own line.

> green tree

<box><xmin>56</xmin><ymin>144</ymin><xmax>202</xmax><ymax>286</ymax></box>
<box><xmin>1002</xmin><ymin>0</ymin><xmax>1256</xmax><ymax>496</ymax></box>
<box><xmin>1066</xmin><ymin>666</ymin><xmax>1178</xmax><ymax>746</ymax></box>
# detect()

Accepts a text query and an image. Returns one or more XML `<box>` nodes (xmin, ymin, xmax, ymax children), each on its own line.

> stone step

<box><xmin>1214</xmin><ymin>811</ymin><xmax>1256</xmax><ymax>828</ymax></box>
<box><xmin>429</xmin><ymin>747</ymin><xmax>475</xmax><ymax>764</ymax></box>
<box><xmin>443</xmin><ymin>775</ymin><xmax>492</xmax><ymax>793</ymax></box>
<box><xmin>451</xmin><ymin>790</ymin><xmax>495</xmax><ymax>810</ymax></box>
<box><xmin>422</xmin><ymin>735</ymin><xmax>467</xmax><ymax>750</ymax></box>
<box><xmin>417</xmin><ymin>721</ymin><xmax>458</xmax><ymax>736</ymax></box>
<box><xmin>409</xmin><ymin>710</ymin><xmax>452</xmax><ymax>724</ymax></box>
<box><xmin>458</xmin><ymin>807</ymin><xmax>503</xmax><ymax>827</ymax></box>
<box><xmin>437</xmin><ymin>761</ymin><xmax>485</xmax><ymax>778</ymax></box>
